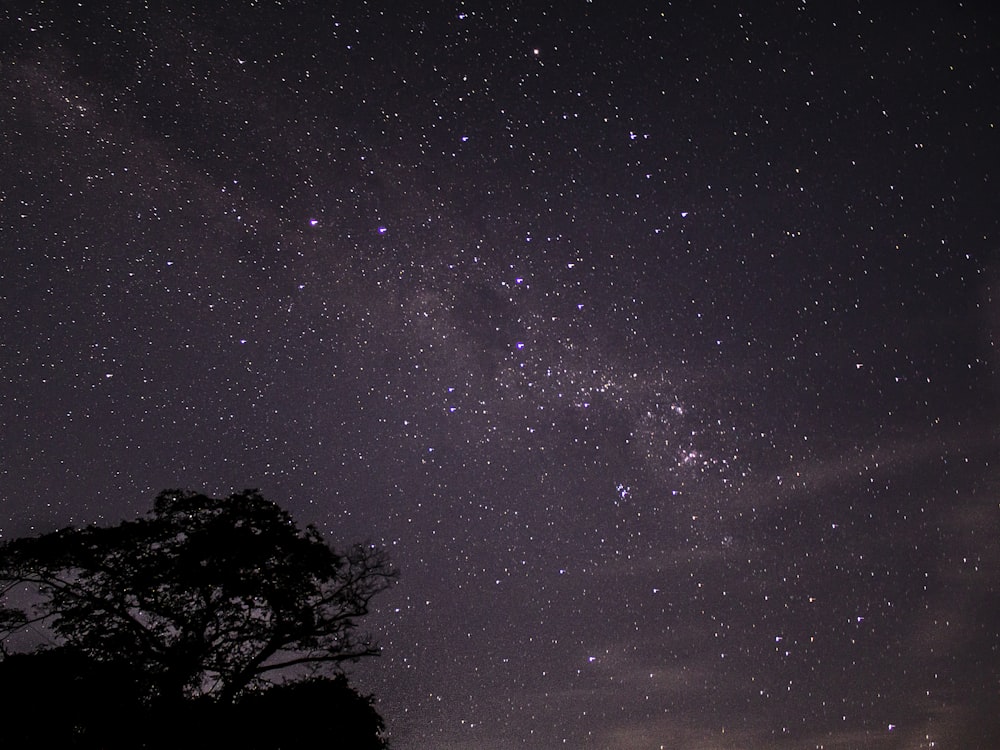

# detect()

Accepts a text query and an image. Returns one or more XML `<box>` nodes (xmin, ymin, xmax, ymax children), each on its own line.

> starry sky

<box><xmin>1</xmin><ymin>1</ymin><xmax>998</xmax><ymax>747</ymax></box>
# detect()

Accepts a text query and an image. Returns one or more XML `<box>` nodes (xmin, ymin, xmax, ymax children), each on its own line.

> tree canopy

<box><xmin>0</xmin><ymin>489</ymin><xmax>396</xmax><ymax>715</ymax></box>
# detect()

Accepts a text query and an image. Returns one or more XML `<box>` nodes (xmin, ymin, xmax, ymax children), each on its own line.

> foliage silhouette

<box><xmin>0</xmin><ymin>646</ymin><xmax>389</xmax><ymax>748</ymax></box>
<box><xmin>183</xmin><ymin>676</ymin><xmax>389</xmax><ymax>750</ymax></box>
<box><xmin>0</xmin><ymin>489</ymin><xmax>395</xmax><ymax>747</ymax></box>
<box><xmin>0</xmin><ymin>645</ymin><xmax>146</xmax><ymax>747</ymax></box>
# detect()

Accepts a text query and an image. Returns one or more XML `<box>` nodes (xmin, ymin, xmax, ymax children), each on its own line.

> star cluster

<box><xmin>1</xmin><ymin>2</ymin><xmax>998</xmax><ymax>747</ymax></box>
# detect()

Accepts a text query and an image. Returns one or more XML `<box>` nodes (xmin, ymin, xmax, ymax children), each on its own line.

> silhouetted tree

<box><xmin>0</xmin><ymin>490</ymin><xmax>396</xmax><ymax>719</ymax></box>
<box><xmin>0</xmin><ymin>645</ymin><xmax>147</xmax><ymax>747</ymax></box>
<box><xmin>0</xmin><ymin>646</ymin><xmax>389</xmax><ymax>748</ymax></box>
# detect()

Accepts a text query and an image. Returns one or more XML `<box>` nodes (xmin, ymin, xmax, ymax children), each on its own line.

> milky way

<box><xmin>1</xmin><ymin>2</ymin><xmax>998</xmax><ymax>747</ymax></box>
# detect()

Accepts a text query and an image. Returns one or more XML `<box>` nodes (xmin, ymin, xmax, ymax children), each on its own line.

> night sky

<box><xmin>2</xmin><ymin>1</ymin><xmax>998</xmax><ymax>747</ymax></box>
